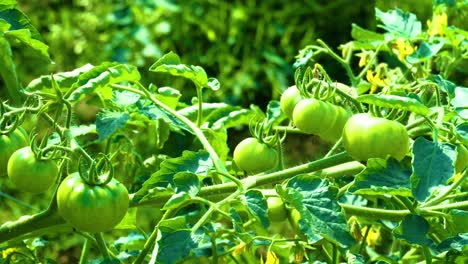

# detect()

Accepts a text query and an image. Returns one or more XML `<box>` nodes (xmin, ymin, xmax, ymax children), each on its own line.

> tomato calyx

<box><xmin>77</xmin><ymin>154</ymin><xmax>114</xmax><ymax>186</ymax></box>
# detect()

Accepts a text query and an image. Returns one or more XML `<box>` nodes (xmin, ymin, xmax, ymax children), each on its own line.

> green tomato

<box><xmin>320</xmin><ymin>106</ymin><xmax>351</xmax><ymax>143</ymax></box>
<box><xmin>293</xmin><ymin>98</ymin><xmax>338</xmax><ymax>135</ymax></box>
<box><xmin>0</xmin><ymin>128</ymin><xmax>29</xmax><ymax>176</ymax></box>
<box><xmin>288</xmin><ymin>208</ymin><xmax>301</xmax><ymax>232</ymax></box>
<box><xmin>455</xmin><ymin>144</ymin><xmax>468</xmax><ymax>173</ymax></box>
<box><xmin>233</xmin><ymin>137</ymin><xmax>278</xmax><ymax>174</ymax></box>
<box><xmin>267</xmin><ymin>197</ymin><xmax>288</xmax><ymax>222</ymax></box>
<box><xmin>280</xmin><ymin>85</ymin><xmax>302</xmax><ymax>119</ymax></box>
<box><xmin>342</xmin><ymin>113</ymin><xmax>410</xmax><ymax>161</ymax></box>
<box><xmin>57</xmin><ymin>172</ymin><xmax>129</xmax><ymax>233</ymax></box>
<box><xmin>7</xmin><ymin>147</ymin><xmax>59</xmax><ymax>193</ymax></box>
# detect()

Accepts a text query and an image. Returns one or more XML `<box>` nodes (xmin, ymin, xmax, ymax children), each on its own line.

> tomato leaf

<box><xmin>407</xmin><ymin>41</ymin><xmax>444</xmax><ymax>64</ymax></box>
<box><xmin>0</xmin><ymin>8</ymin><xmax>42</xmax><ymax>40</ymax></box>
<box><xmin>349</xmin><ymin>158</ymin><xmax>412</xmax><ymax>196</ymax></box>
<box><xmin>0</xmin><ymin>37</ymin><xmax>21</xmax><ymax>102</ymax></box>
<box><xmin>198</xmin><ymin>128</ymin><xmax>229</xmax><ymax>162</ymax></box>
<box><xmin>163</xmin><ymin>192</ymin><xmax>191</xmax><ymax>210</ymax></box>
<box><xmin>351</xmin><ymin>23</ymin><xmax>385</xmax><ymax>43</ymax></box>
<box><xmin>244</xmin><ymin>190</ymin><xmax>270</xmax><ymax>228</ymax></box>
<box><xmin>375</xmin><ymin>8</ymin><xmax>421</xmax><ymax>39</ymax></box>
<box><xmin>133</xmin><ymin>151</ymin><xmax>213</xmax><ymax>203</ymax></box>
<box><xmin>451</xmin><ymin>87</ymin><xmax>468</xmax><ymax>119</ymax></box>
<box><xmin>456</xmin><ymin>123</ymin><xmax>468</xmax><ymax>146</ymax></box>
<box><xmin>156</xmin><ymin>230</ymin><xmax>202</xmax><ymax>264</ymax></box>
<box><xmin>277</xmin><ymin>176</ymin><xmax>355</xmax><ymax>247</ymax></box>
<box><xmin>178</xmin><ymin>103</ymin><xmax>244</xmax><ymax>127</ymax></box>
<box><xmin>113</xmin><ymin>90</ymin><xmax>141</xmax><ymax>107</ymax></box>
<box><xmin>357</xmin><ymin>94</ymin><xmax>430</xmax><ymax>115</ymax></box>
<box><xmin>431</xmin><ymin>74</ymin><xmax>456</xmax><ymax>99</ymax></box>
<box><xmin>265</xmin><ymin>100</ymin><xmax>286</xmax><ymax>128</ymax></box>
<box><xmin>137</xmin><ymin>101</ymin><xmax>191</xmax><ymax>134</ymax></box>
<box><xmin>26</xmin><ymin>64</ymin><xmax>95</xmax><ymax>92</ymax></box>
<box><xmin>411</xmin><ymin>137</ymin><xmax>457</xmax><ymax>202</ymax></box>
<box><xmin>393</xmin><ymin>214</ymin><xmax>434</xmax><ymax>246</ymax></box>
<box><xmin>174</xmin><ymin>172</ymin><xmax>200</xmax><ymax>196</ymax></box>
<box><xmin>68</xmin><ymin>62</ymin><xmax>141</xmax><ymax>102</ymax></box>
<box><xmin>114</xmin><ymin>208</ymin><xmax>137</xmax><ymax>230</ymax></box>
<box><xmin>437</xmin><ymin>233</ymin><xmax>468</xmax><ymax>253</ymax></box>
<box><xmin>95</xmin><ymin>110</ymin><xmax>130</xmax><ymax>141</ymax></box>
<box><xmin>4</xmin><ymin>29</ymin><xmax>50</xmax><ymax>62</ymax></box>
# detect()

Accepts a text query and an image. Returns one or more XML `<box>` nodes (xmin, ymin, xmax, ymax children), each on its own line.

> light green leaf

<box><xmin>0</xmin><ymin>8</ymin><xmax>42</xmax><ymax>40</ymax></box>
<box><xmin>163</xmin><ymin>192</ymin><xmax>191</xmax><ymax>210</ymax></box>
<box><xmin>199</xmin><ymin>128</ymin><xmax>229</xmax><ymax>162</ymax></box>
<box><xmin>0</xmin><ymin>18</ymin><xmax>10</xmax><ymax>31</ymax></box>
<box><xmin>432</xmin><ymin>74</ymin><xmax>456</xmax><ymax>99</ymax></box>
<box><xmin>114</xmin><ymin>208</ymin><xmax>137</xmax><ymax>230</ymax></box>
<box><xmin>0</xmin><ymin>36</ymin><xmax>20</xmax><ymax>102</ymax></box>
<box><xmin>4</xmin><ymin>29</ymin><xmax>50</xmax><ymax>61</ymax></box>
<box><xmin>174</xmin><ymin>172</ymin><xmax>200</xmax><ymax>196</ymax></box>
<box><xmin>452</xmin><ymin>87</ymin><xmax>468</xmax><ymax>119</ymax></box>
<box><xmin>357</xmin><ymin>94</ymin><xmax>430</xmax><ymax>115</ymax></box>
<box><xmin>138</xmin><ymin>102</ymin><xmax>191</xmax><ymax>134</ymax></box>
<box><xmin>278</xmin><ymin>176</ymin><xmax>355</xmax><ymax>247</ymax></box>
<box><xmin>26</xmin><ymin>64</ymin><xmax>95</xmax><ymax>92</ymax></box>
<box><xmin>95</xmin><ymin>110</ymin><xmax>130</xmax><ymax>141</ymax></box>
<box><xmin>155</xmin><ymin>87</ymin><xmax>181</xmax><ymax>109</ymax></box>
<box><xmin>244</xmin><ymin>190</ymin><xmax>270</xmax><ymax>228</ymax></box>
<box><xmin>375</xmin><ymin>8</ymin><xmax>421</xmax><ymax>39</ymax></box>
<box><xmin>350</xmin><ymin>158</ymin><xmax>412</xmax><ymax>196</ymax></box>
<box><xmin>351</xmin><ymin>23</ymin><xmax>385</xmax><ymax>43</ymax></box>
<box><xmin>411</xmin><ymin>137</ymin><xmax>457</xmax><ymax>202</ymax></box>
<box><xmin>68</xmin><ymin>62</ymin><xmax>141</xmax><ymax>102</ymax></box>
<box><xmin>211</xmin><ymin>105</ymin><xmax>263</xmax><ymax>130</ymax></box>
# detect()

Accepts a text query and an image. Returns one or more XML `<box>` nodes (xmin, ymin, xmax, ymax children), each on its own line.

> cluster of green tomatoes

<box><xmin>0</xmin><ymin>124</ymin><xmax>129</xmax><ymax>233</ymax></box>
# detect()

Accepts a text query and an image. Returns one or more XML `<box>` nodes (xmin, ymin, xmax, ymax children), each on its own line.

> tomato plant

<box><xmin>7</xmin><ymin>146</ymin><xmax>58</xmax><ymax>193</ymax></box>
<box><xmin>0</xmin><ymin>1</ymin><xmax>467</xmax><ymax>263</ymax></box>
<box><xmin>56</xmin><ymin>172</ymin><xmax>129</xmax><ymax>233</ymax></box>
<box><xmin>342</xmin><ymin>113</ymin><xmax>410</xmax><ymax>161</ymax></box>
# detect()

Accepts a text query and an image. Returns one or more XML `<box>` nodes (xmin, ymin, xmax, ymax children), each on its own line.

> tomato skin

<box><xmin>7</xmin><ymin>147</ymin><xmax>58</xmax><ymax>193</ymax></box>
<box><xmin>320</xmin><ymin>106</ymin><xmax>351</xmax><ymax>143</ymax></box>
<box><xmin>267</xmin><ymin>197</ymin><xmax>287</xmax><ymax>222</ymax></box>
<box><xmin>233</xmin><ymin>137</ymin><xmax>278</xmax><ymax>174</ymax></box>
<box><xmin>0</xmin><ymin>128</ymin><xmax>29</xmax><ymax>176</ymax></box>
<box><xmin>57</xmin><ymin>172</ymin><xmax>129</xmax><ymax>233</ymax></box>
<box><xmin>280</xmin><ymin>85</ymin><xmax>302</xmax><ymax>119</ymax></box>
<box><xmin>342</xmin><ymin>113</ymin><xmax>410</xmax><ymax>161</ymax></box>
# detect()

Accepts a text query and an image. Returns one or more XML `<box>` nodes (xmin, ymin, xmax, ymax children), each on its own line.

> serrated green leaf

<box><xmin>26</xmin><ymin>64</ymin><xmax>95</xmax><ymax>92</ymax></box>
<box><xmin>265</xmin><ymin>100</ymin><xmax>286</xmax><ymax>128</ymax></box>
<box><xmin>357</xmin><ymin>94</ymin><xmax>430</xmax><ymax>115</ymax></box>
<box><xmin>150</xmin><ymin>51</ymin><xmax>181</xmax><ymax>68</ymax></box>
<box><xmin>113</xmin><ymin>90</ymin><xmax>140</xmax><ymax>107</ymax></box>
<box><xmin>133</xmin><ymin>151</ymin><xmax>213</xmax><ymax>203</ymax></box>
<box><xmin>375</xmin><ymin>8</ymin><xmax>421</xmax><ymax>39</ymax></box>
<box><xmin>4</xmin><ymin>29</ymin><xmax>50</xmax><ymax>61</ymax></box>
<box><xmin>351</xmin><ymin>23</ymin><xmax>385</xmax><ymax>42</ymax></box>
<box><xmin>407</xmin><ymin>41</ymin><xmax>444</xmax><ymax>64</ymax></box>
<box><xmin>244</xmin><ymin>190</ymin><xmax>270</xmax><ymax>228</ymax></box>
<box><xmin>174</xmin><ymin>172</ymin><xmax>200</xmax><ymax>196</ymax></box>
<box><xmin>0</xmin><ymin>8</ymin><xmax>42</xmax><ymax>40</ymax></box>
<box><xmin>155</xmin><ymin>87</ymin><xmax>181</xmax><ymax>109</ymax></box>
<box><xmin>0</xmin><ymin>36</ymin><xmax>20</xmax><ymax>102</ymax></box>
<box><xmin>68</xmin><ymin>63</ymin><xmax>141</xmax><ymax>102</ymax></box>
<box><xmin>199</xmin><ymin>128</ymin><xmax>229</xmax><ymax>162</ymax></box>
<box><xmin>163</xmin><ymin>192</ymin><xmax>191</xmax><ymax>210</ymax></box>
<box><xmin>95</xmin><ymin>111</ymin><xmax>130</xmax><ymax>141</ymax></box>
<box><xmin>212</xmin><ymin>105</ymin><xmax>263</xmax><ymax>130</ymax></box>
<box><xmin>137</xmin><ymin>101</ymin><xmax>191</xmax><ymax>134</ymax></box>
<box><xmin>278</xmin><ymin>176</ymin><xmax>355</xmax><ymax>247</ymax></box>
<box><xmin>432</xmin><ymin>75</ymin><xmax>456</xmax><ymax>99</ymax></box>
<box><xmin>350</xmin><ymin>158</ymin><xmax>412</xmax><ymax>196</ymax></box>
<box><xmin>230</xmin><ymin>208</ymin><xmax>243</xmax><ymax>233</ymax></box>
<box><xmin>394</xmin><ymin>214</ymin><xmax>434</xmax><ymax>246</ymax></box>
<box><xmin>178</xmin><ymin>103</ymin><xmax>240</xmax><ymax>125</ymax></box>
<box><xmin>411</xmin><ymin>137</ymin><xmax>457</xmax><ymax>202</ymax></box>
<box><xmin>157</xmin><ymin>230</ymin><xmax>201</xmax><ymax>264</ymax></box>
<box><xmin>437</xmin><ymin>233</ymin><xmax>468</xmax><ymax>253</ymax></box>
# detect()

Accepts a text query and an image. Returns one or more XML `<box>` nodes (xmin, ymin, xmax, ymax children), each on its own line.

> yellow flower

<box><xmin>357</xmin><ymin>51</ymin><xmax>370</xmax><ymax>68</ymax></box>
<box><xmin>361</xmin><ymin>226</ymin><xmax>382</xmax><ymax>248</ymax></box>
<box><xmin>427</xmin><ymin>12</ymin><xmax>448</xmax><ymax>36</ymax></box>
<box><xmin>1</xmin><ymin>248</ymin><xmax>17</xmax><ymax>259</ymax></box>
<box><xmin>366</xmin><ymin>69</ymin><xmax>388</xmax><ymax>94</ymax></box>
<box><xmin>394</xmin><ymin>38</ymin><xmax>415</xmax><ymax>61</ymax></box>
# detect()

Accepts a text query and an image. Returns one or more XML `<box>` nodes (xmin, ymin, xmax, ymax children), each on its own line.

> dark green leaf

<box><xmin>437</xmin><ymin>233</ymin><xmax>468</xmax><ymax>252</ymax></box>
<box><xmin>68</xmin><ymin>63</ymin><xmax>141</xmax><ymax>102</ymax></box>
<box><xmin>174</xmin><ymin>172</ymin><xmax>200</xmax><ymax>196</ymax></box>
<box><xmin>244</xmin><ymin>190</ymin><xmax>270</xmax><ymax>228</ymax></box>
<box><xmin>407</xmin><ymin>42</ymin><xmax>444</xmax><ymax>64</ymax></box>
<box><xmin>95</xmin><ymin>111</ymin><xmax>130</xmax><ymax>141</ymax></box>
<box><xmin>448</xmin><ymin>210</ymin><xmax>468</xmax><ymax>234</ymax></box>
<box><xmin>4</xmin><ymin>29</ymin><xmax>50</xmax><ymax>61</ymax></box>
<box><xmin>375</xmin><ymin>8</ymin><xmax>421</xmax><ymax>39</ymax></box>
<box><xmin>452</xmin><ymin>87</ymin><xmax>468</xmax><ymax>119</ymax></box>
<box><xmin>394</xmin><ymin>215</ymin><xmax>433</xmax><ymax>245</ymax></box>
<box><xmin>199</xmin><ymin>128</ymin><xmax>229</xmax><ymax>162</ymax></box>
<box><xmin>157</xmin><ymin>230</ymin><xmax>201</xmax><ymax>264</ymax></box>
<box><xmin>357</xmin><ymin>94</ymin><xmax>430</xmax><ymax>115</ymax></box>
<box><xmin>411</xmin><ymin>137</ymin><xmax>457</xmax><ymax>202</ymax></box>
<box><xmin>0</xmin><ymin>8</ymin><xmax>42</xmax><ymax>40</ymax></box>
<box><xmin>350</xmin><ymin>158</ymin><xmax>412</xmax><ymax>196</ymax></box>
<box><xmin>265</xmin><ymin>100</ymin><xmax>286</xmax><ymax>128</ymax></box>
<box><xmin>133</xmin><ymin>151</ymin><xmax>213</xmax><ymax>203</ymax></box>
<box><xmin>278</xmin><ymin>176</ymin><xmax>355</xmax><ymax>247</ymax></box>
<box><xmin>137</xmin><ymin>101</ymin><xmax>191</xmax><ymax>134</ymax></box>
<box><xmin>432</xmin><ymin>75</ymin><xmax>456</xmax><ymax>99</ymax></box>
<box><xmin>456</xmin><ymin>123</ymin><xmax>468</xmax><ymax>146</ymax></box>
<box><xmin>114</xmin><ymin>232</ymin><xmax>145</xmax><ymax>252</ymax></box>
<box><xmin>0</xmin><ymin>37</ymin><xmax>21</xmax><ymax>102</ymax></box>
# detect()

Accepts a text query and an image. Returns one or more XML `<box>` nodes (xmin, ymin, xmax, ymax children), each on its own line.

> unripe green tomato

<box><xmin>267</xmin><ymin>197</ymin><xmax>288</xmax><ymax>222</ymax></box>
<box><xmin>288</xmin><ymin>208</ymin><xmax>301</xmax><ymax>232</ymax></box>
<box><xmin>233</xmin><ymin>137</ymin><xmax>278</xmax><ymax>174</ymax></box>
<box><xmin>320</xmin><ymin>106</ymin><xmax>351</xmax><ymax>143</ymax></box>
<box><xmin>57</xmin><ymin>172</ymin><xmax>129</xmax><ymax>233</ymax></box>
<box><xmin>342</xmin><ymin>113</ymin><xmax>410</xmax><ymax>161</ymax></box>
<box><xmin>7</xmin><ymin>147</ymin><xmax>59</xmax><ymax>193</ymax></box>
<box><xmin>455</xmin><ymin>144</ymin><xmax>468</xmax><ymax>173</ymax></box>
<box><xmin>280</xmin><ymin>85</ymin><xmax>302</xmax><ymax>119</ymax></box>
<box><xmin>293</xmin><ymin>98</ymin><xmax>338</xmax><ymax>135</ymax></box>
<box><xmin>0</xmin><ymin>128</ymin><xmax>29</xmax><ymax>176</ymax></box>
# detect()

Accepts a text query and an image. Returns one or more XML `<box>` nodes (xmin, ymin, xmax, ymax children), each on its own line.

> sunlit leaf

<box><xmin>357</xmin><ymin>94</ymin><xmax>430</xmax><ymax>115</ymax></box>
<box><xmin>244</xmin><ymin>190</ymin><xmax>270</xmax><ymax>228</ymax></box>
<box><xmin>375</xmin><ymin>8</ymin><xmax>421</xmax><ymax>39</ymax></box>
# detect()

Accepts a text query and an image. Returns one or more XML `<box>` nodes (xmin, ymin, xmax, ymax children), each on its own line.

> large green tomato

<box><xmin>280</xmin><ymin>85</ymin><xmax>302</xmax><ymax>119</ymax></box>
<box><xmin>320</xmin><ymin>106</ymin><xmax>351</xmax><ymax>143</ymax></box>
<box><xmin>267</xmin><ymin>197</ymin><xmax>288</xmax><ymax>222</ymax></box>
<box><xmin>293</xmin><ymin>98</ymin><xmax>338</xmax><ymax>135</ymax></box>
<box><xmin>57</xmin><ymin>172</ymin><xmax>129</xmax><ymax>233</ymax></box>
<box><xmin>0</xmin><ymin>128</ymin><xmax>29</xmax><ymax>176</ymax></box>
<box><xmin>7</xmin><ymin>147</ymin><xmax>59</xmax><ymax>193</ymax></box>
<box><xmin>342</xmin><ymin>113</ymin><xmax>410</xmax><ymax>161</ymax></box>
<box><xmin>233</xmin><ymin>137</ymin><xmax>278</xmax><ymax>174</ymax></box>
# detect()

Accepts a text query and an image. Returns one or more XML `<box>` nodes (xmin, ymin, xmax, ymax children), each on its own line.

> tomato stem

<box><xmin>93</xmin><ymin>233</ymin><xmax>111</xmax><ymax>259</ymax></box>
<box><xmin>79</xmin><ymin>239</ymin><xmax>90</xmax><ymax>264</ymax></box>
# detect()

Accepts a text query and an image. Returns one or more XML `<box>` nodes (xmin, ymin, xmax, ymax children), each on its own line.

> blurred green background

<box><xmin>14</xmin><ymin>0</ymin><xmax>435</xmax><ymax>108</ymax></box>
